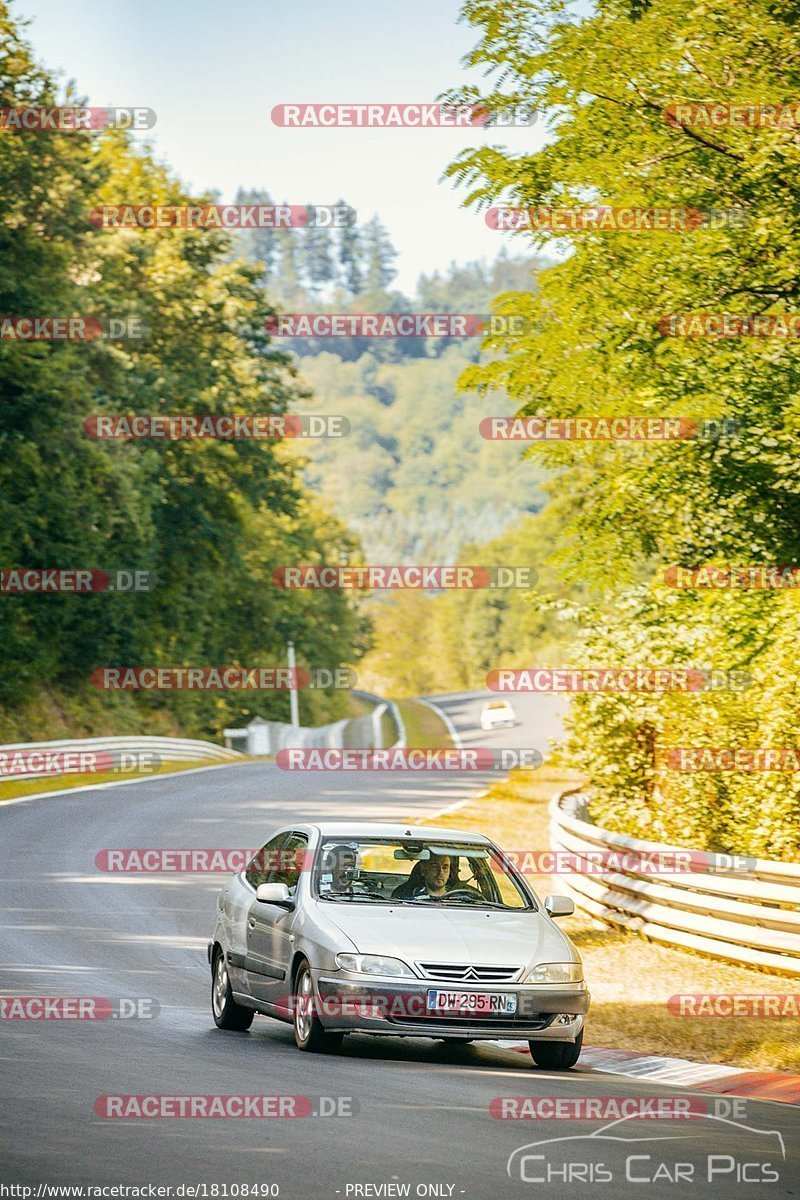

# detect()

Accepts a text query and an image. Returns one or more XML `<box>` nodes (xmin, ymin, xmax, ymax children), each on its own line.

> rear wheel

<box><xmin>212</xmin><ymin>950</ymin><xmax>254</xmax><ymax>1031</ymax></box>
<box><xmin>529</xmin><ymin>1029</ymin><xmax>583</xmax><ymax>1069</ymax></box>
<box><xmin>293</xmin><ymin>961</ymin><xmax>343</xmax><ymax>1053</ymax></box>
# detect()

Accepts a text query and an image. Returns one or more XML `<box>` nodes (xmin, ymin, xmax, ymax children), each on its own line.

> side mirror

<box><xmin>256</xmin><ymin>882</ymin><xmax>293</xmax><ymax>907</ymax></box>
<box><xmin>544</xmin><ymin>895</ymin><xmax>574</xmax><ymax>918</ymax></box>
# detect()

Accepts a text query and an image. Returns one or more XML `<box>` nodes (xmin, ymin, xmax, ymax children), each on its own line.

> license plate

<box><xmin>426</xmin><ymin>989</ymin><xmax>517</xmax><ymax>1015</ymax></box>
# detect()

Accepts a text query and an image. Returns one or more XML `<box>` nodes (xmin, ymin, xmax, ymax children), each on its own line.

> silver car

<box><xmin>208</xmin><ymin>821</ymin><xmax>589</xmax><ymax>1068</ymax></box>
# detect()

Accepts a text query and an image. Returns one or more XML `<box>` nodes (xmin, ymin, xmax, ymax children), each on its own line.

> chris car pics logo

<box><xmin>506</xmin><ymin>1112</ymin><xmax>785</xmax><ymax>1185</ymax></box>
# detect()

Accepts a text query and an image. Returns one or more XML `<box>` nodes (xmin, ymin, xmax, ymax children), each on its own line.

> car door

<box><xmin>225</xmin><ymin>833</ymin><xmax>288</xmax><ymax>998</ymax></box>
<box><xmin>246</xmin><ymin>831</ymin><xmax>309</xmax><ymax>1006</ymax></box>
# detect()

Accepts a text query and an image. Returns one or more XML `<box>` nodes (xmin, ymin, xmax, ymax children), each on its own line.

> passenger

<box><xmin>326</xmin><ymin>844</ymin><xmax>359</xmax><ymax>891</ymax></box>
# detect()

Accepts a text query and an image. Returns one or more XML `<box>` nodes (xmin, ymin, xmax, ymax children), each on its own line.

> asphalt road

<box><xmin>426</xmin><ymin>688</ymin><xmax>569</xmax><ymax>755</ymax></box>
<box><xmin>1</xmin><ymin>693</ymin><xmax>798</xmax><ymax>1198</ymax></box>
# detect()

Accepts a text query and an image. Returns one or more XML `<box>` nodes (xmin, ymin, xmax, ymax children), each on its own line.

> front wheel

<box><xmin>529</xmin><ymin>1029</ymin><xmax>583</xmax><ymax>1069</ymax></box>
<box><xmin>293</xmin><ymin>962</ymin><xmax>343</xmax><ymax>1053</ymax></box>
<box><xmin>212</xmin><ymin>951</ymin><xmax>254</xmax><ymax>1031</ymax></box>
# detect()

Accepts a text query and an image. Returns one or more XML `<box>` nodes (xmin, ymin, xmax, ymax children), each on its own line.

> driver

<box><xmin>392</xmin><ymin>852</ymin><xmax>454</xmax><ymax>899</ymax></box>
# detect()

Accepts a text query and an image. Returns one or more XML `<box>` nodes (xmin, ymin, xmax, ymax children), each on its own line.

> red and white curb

<box><xmin>496</xmin><ymin>1041</ymin><xmax>800</xmax><ymax>1105</ymax></box>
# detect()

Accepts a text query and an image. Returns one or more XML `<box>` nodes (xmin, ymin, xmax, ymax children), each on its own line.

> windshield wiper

<box><xmin>319</xmin><ymin>891</ymin><xmax>390</xmax><ymax>901</ymax></box>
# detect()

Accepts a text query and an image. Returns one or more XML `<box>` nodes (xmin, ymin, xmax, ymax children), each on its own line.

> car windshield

<box><xmin>315</xmin><ymin>838</ymin><xmax>532</xmax><ymax>909</ymax></box>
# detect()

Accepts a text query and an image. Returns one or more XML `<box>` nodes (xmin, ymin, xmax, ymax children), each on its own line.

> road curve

<box><xmin>1</xmin><ymin>698</ymin><xmax>798</xmax><ymax>1197</ymax></box>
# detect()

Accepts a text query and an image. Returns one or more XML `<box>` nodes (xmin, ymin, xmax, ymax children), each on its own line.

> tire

<box><xmin>529</xmin><ymin>1029</ymin><xmax>583</xmax><ymax>1069</ymax></box>
<box><xmin>293</xmin><ymin>961</ymin><xmax>343</xmax><ymax>1053</ymax></box>
<box><xmin>212</xmin><ymin>950</ymin><xmax>254</xmax><ymax>1031</ymax></box>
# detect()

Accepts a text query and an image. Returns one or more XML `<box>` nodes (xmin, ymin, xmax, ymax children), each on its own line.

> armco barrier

<box><xmin>1</xmin><ymin>696</ymin><xmax>406</xmax><ymax>782</ymax></box>
<box><xmin>0</xmin><ymin>735</ymin><xmax>242</xmax><ymax>782</ymax></box>
<box><xmin>549</xmin><ymin>789</ymin><xmax>800</xmax><ymax>977</ymax></box>
<box><xmin>225</xmin><ymin>693</ymin><xmax>405</xmax><ymax>755</ymax></box>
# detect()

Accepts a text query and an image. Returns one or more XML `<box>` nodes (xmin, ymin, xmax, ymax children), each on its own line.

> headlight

<box><xmin>524</xmin><ymin>962</ymin><xmax>583</xmax><ymax>984</ymax></box>
<box><xmin>335</xmin><ymin>953</ymin><xmax>415</xmax><ymax>978</ymax></box>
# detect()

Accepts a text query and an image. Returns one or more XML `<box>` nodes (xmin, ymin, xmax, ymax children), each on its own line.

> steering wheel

<box><xmin>442</xmin><ymin>887</ymin><xmax>484</xmax><ymax>902</ymax></box>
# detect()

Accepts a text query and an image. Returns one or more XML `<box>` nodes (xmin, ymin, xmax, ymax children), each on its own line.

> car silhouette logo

<box><xmin>507</xmin><ymin>1112</ymin><xmax>786</xmax><ymax>1178</ymax></box>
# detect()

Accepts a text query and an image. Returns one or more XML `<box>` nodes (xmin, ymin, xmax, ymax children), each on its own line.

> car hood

<box><xmin>321</xmin><ymin>904</ymin><xmax>577</xmax><ymax>971</ymax></box>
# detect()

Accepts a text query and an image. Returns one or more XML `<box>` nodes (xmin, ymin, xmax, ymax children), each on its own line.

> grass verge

<box><xmin>413</xmin><ymin>766</ymin><xmax>800</xmax><ymax>1073</ymax></box>
<box><xmin>394</xmin><ymin>698</ymin><xmax>454</xmax><ymax>749</ymax></box>
<box><xmin>0</xmin><ymin>757</ymin><xmax>253</xmax><ymax>805</ymax></box>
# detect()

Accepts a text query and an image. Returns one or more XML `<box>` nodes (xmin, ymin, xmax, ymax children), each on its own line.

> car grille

<box><xmin>390</xmin><ymin>1013</ymin><xmax>554</xmax><ymax>1030</ymax></box>
<box><xmin>416</xmin><ymin>962</ymin><xmax>522</xmax><ymax>983</ymax></box>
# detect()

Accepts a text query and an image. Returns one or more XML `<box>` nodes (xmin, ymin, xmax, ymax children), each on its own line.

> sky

<box><xmin>14</xmin><ymin>0</ymin><xmax>548</xmax><ymax>292</ymax></box>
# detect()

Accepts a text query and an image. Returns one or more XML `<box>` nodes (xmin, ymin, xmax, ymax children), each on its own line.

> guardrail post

<box><xmin>371</xmin><ymin>703</ymin><xmax>387</xmax><ymax>749</ymax></box>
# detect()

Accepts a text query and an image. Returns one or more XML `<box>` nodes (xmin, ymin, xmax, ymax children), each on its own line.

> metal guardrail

<box><xmin>549</xmin><ymin>789</ymin><xmax>800</xmax><ymax>977</ymax></box>
<box><xmin>352</xmin><ymin>690</ymin><xmax>406</xmax><ymax>749</ymax></box>
<box><xmin>0</xmin><ymin>735</ymin><xmax>242</xmax><ymax>781</ymax></box>
<box><xmin>241</xmin><ymin>712</ymin><xmax>378</xmax><ymax>754</ymax></box>
<box><xmin>226</xmin><ymin>693</ymin><xmax>405</xmax><ymax>755</ymax></box>
<box><xmin>1</xmin><ymin>695</ymin><xmax>407</xmax><ymax>784</ymax></box>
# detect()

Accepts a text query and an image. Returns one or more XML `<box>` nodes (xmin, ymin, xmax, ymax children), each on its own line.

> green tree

<box><xmin>0</xmin><ymin>2</ymin><xmax>365</xmax><ymax>737</ymax></box>
<box><xmin>435</xmin><ymin>0</ymin><xmax>800</xmax><ymax>855</ymax></box>
<box><xmin>361</xmin><ymin>216</ymin><xmax>398</xmax><ymax>293</ymax></box>
<box><xmin>335</xmin><ymin>203</ymin><xmax>363</xmax><ymax>296</ymax></box>
<box><xmin>303</xmin><ymin>210</ymin><xmax>336</xmax><ymax>294</ymax></box>
<box><xmin>233</xmin><ymin>187</ymin><xmax>279</xmax><ymax>281</ymax></box>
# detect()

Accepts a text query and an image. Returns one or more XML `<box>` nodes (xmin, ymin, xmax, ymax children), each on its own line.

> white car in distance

<box><xmin>480</xmin><ymin>700</ymin><xmax>517</xmax><ymax>730</ymax></box>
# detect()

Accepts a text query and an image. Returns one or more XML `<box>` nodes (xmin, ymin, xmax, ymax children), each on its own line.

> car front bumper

<box><xmin>313</xmin><ymin>972</ymin><xmax>589</xmax><ymax>1041</ymax></box>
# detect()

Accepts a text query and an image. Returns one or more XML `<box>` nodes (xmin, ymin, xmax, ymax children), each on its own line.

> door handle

<box><xmin>248</xmin><ymin>919</ymin><xmax>256</xmax><ymax>929</ymax></box>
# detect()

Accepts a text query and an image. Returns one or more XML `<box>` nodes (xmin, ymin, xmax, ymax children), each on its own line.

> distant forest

<box><xmin>232</xmin><ymin>189</ymin><xmax>546</xmax><ymax>360</ymax></box>
<box><xmin>233</xmin><ymin>200</ymin><xmax>550</xmax><ymax>562</ymax></box>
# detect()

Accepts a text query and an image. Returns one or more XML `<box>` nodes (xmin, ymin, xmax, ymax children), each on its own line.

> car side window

<box><xmin>272</xmin><ymin>832</ymin><xmax>309</xmax><ymax>895</ymax></box>
<box><xmin>245</xmin><ymin>834</ymin><xmax>287</xmax><ymax>890</ymax></box>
